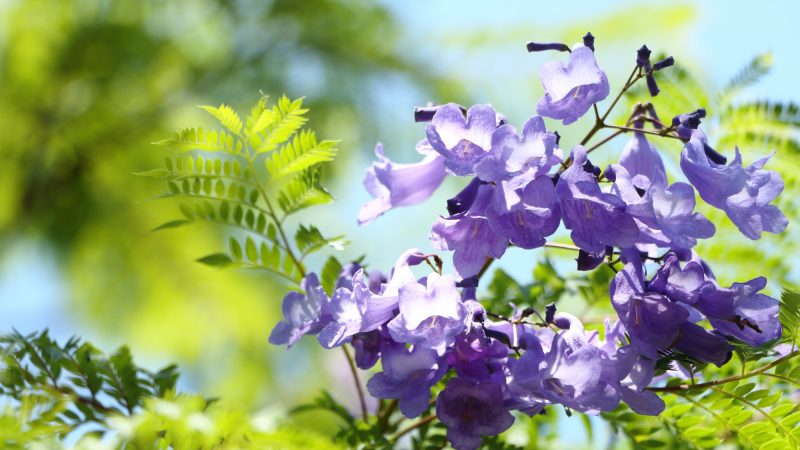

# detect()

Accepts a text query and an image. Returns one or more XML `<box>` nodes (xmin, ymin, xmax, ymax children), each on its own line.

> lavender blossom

<box><xmin>436</xmin><ymin>378</ymin><xmax>515</xmax><ymax>450</ymax></box>
<box><xmin>358</xmin><ymin>142</ymin><xmax>447</xmax><ymax>225</ymax></box>
<box><xmin>556</xmin><ymin>146</ymin><xmax>639</xmax><ymax>252</ymax></box>
<box><xmin>426</xmin><ymin>104</ymin><xmax>499</xmax><ymax>176</ymax></box>
<box><xmin>269</xmin><ymin>273</ymin><xmax>330</xmax><ymax>348</ymax></box>
<box><xmin>387</xmin><ymin>273</ymin><xmax>467</xmax><ymax>352</ymax></box>
<box><xmin>367</xmin><ymin>344</ymin><xmax>446</xmax><ymax>418</ymax></box>
<box><xmin>681</xmin><ymin>133</ymin><xmax>787</xmax><ymax>239</ymax></box>
<box><xmin>536</xmin><ymin>45</ymin><xmax>610</xmax><ymax>124</ymax></box>
<box><xmin>473</xmin><ymin>116</ymin><xmax>562</xmax><ymax>188</ymax></box>
<box><xmin>431</xmin><ymin>184</ymin><xmax>508</xmax><ymax>278</ymax></box>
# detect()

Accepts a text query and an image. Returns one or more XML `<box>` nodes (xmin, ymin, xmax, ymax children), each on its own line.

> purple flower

<box><xmin>387</xmin><ymin>273</ymin><xmax>467</xmax><ymax>351</ymax></box>
<box><xmin>487</xmin><ymin>177</ymin><xmax>561</xmax><ymax>249</ymax></box>
<box><xmin>649</xmin><ymin>253</ymin><xmax>714</xmax><ymax>305</ymax></box>
<box><xmin>436</xmin><ymin>378</ymin><xmax>514</xmax><ymax>450</ymax></box>
<box><xmin>618</xmin><ymin>131</ymin><xmax>666</xmax><ymax>191</ymax></box>
<box><xmin>269</xmin><ymin>273</ymin><xmax>330</xmax><ymax>348</ymax></box>
<box><xmin>536</xmin><ymin>45</ymin><xmax>610</xmax><ymax>125</ymax></box>
<box><xmin>610</xmin><ymin>345</ymin><xmax>665</xmax><ymax>415</ymax></box>
<box><xmin>610</xmin><ymin>164</ymin><xmax>715</xmax><ymax>250</ymax></box>
<box><xmin>366</xmin><ymin>344</ymin><xmax>446</xmax><ymax>418</ymax></box>
<box><xmin>431</xmin><ymin>184</ymin><xmax>508</xmax><ymax>278</ymax></box>
<box><xmin>445</xmin><ymin>327</ymin><xmax>509</xmax><ymax>383</ymax></box>
<box><xmin>556</xmin><ymin>147</ymin><xmax>639</xmax><ymax>252</ymax></box>
<box><xmin>681</xmin><ymin>133</ymin><xmax>787</xmax><ymax>239</ymax></box>
<box><xmin>426</xmin><ymin>104</ymin><xmax>499</xmax><ymax>176</ymax></box>
<box><xmin>358</xmin><ymin>142</ymin><xmax>447</xmax><ymax>225</ymax></box>
<box><xmin>612</xmin><ymin>254</ymin><xmax>734</xmax><ymax>365</ymax></box>
<box><xmin>317</xmin><ymin>249</ymin><xmax>427</xmax><ymax>348</ymax></box>
<box><xmin>610</xmin><ymin>260</ymin><xmax>688</xmax><ymax>358</ymax></box>
<box><xmin>509</xmin><ymin>314</ymin><xmax>620</xmax><ymax>415</ymax></box>
<box><xmin>697</xmin><ymin>277</ymin><xmax>782</xmax><ymax>346</ymax></box>
<box><xmin>473</xmin><ymin>116</ymin><xmax>561</xmax><ymax>187</ymax></box>
<box><xmin>351</xmin><ymin>329</ymin><xmax>385</xmax><ymax>370</ymax></box>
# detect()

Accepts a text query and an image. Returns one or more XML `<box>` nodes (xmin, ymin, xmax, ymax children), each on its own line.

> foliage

<box><xmin>141</xmin><ymin>95</ymin><xmax>344</xmax><ymax>284</ymax></box>
<box><xmin>0</xmin><ymin>329</ymin><xmax>178</xmax><ymax>429</ymax></box>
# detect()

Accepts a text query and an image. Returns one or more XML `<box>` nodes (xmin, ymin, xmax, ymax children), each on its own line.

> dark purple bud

<box><xmin>636</xmin><ymin>45</ymin><xmax>651</xmax><ymax>67</ymax></box>
<box><xmin>582</xmin><ymin>159</ymin><xmax>601</xmax><ymax>177</ymax></box>
<box><xmin>646</xmin><ymin>73</ymin><xmax>660</xmax><ymax>96</ymax></box>
<box><xmin>583</xmin><ymin>32</ymin><xmax>595</xmax><ymax>51</ymax></box>
<box><xmin>527</xmin><ymin>41</ymin><xmax>571</xmax><ymax>53</ymax></box>
<box><xmin>703</xmin><ymin>143</ymin><xmax>728</xmax><ymax>165</ymax></box>
<box><xmin>553</xmin><ymin>130</ymin><xmax>561</xmax><ymax>146</ymax></box>
<box><xmin>415</xmin><ymin>104</ymin><xmax>466</xmax><ymax>122</ymax></box>
<box><xmin>544</xmin><ymin>303</ymin><xmax>557</xmax><ymax>323</ymax></box>
<box><xmin>671</xmin><ymin>108</ymin><xmax>706</xmax><ymax>133</ymax></box>
<box><xmin>446</xmin><ymin>177</ymin><xmax>482</xmax><ymax>215</ymax></box>
<box><xmin>576</xmin><ymin>248</ymin><xmax>608</xmax><ymax>271</ymax></box>
<box><xmin>653</xmin><ymin>56</ymin><xmax>675</xmax><ymax>71</ymax></box>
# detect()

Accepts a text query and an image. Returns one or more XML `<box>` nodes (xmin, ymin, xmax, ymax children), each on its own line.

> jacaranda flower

<box><xmin>358</xmin><ymin>142</ymin><xmax>447</xmax><ymax>225</ymax></box>
<box><xmin>269</xmin><ymin>273</ymin><xmax>330</xmax><ymax>348</ymax></box>
<box><xmin>536</xmin><ymin>44</ymin><xmax>610</xmax><ymax>125</ymax></box>
<box><xmin>681</xmin><ymin>132</ymin><xmax>787</xmax><ymax>239</ymax></box>
<box><xmin>387</xmin><ymin>273</ymin><xmax>467</xmax><ymax>352</ymax></box>
<box><xmin>366</xmin><ymin>343</ymin><xmax>447</xmax><ymax>418</ymax></box>
<box><xmin>436</xmin><ymin>377</ymin><xmax>515</xmax><ymax>450</ymax></box>
<box><xmin>473</xmin><ymin>115</ymin><xmax>561</xmax><ymax>188</ymax></box>
<box><xmin>431</xmin><ymin>184</ymin><xmax>508</xmax><ymax>278</ymax></box>
<box><xmin>556</xmin><ymin>147</ymin><xmax>638</xmax><ymax>252</ymax></box>
<box><xmin>426</xmin><ymin>103</ymin><xmax>500</xmax><ymax>176</ymax></box>
<box><xmin>487</xmin><ymin>177</ymin><xmax>561</xmax><ymax>249</ymax></box>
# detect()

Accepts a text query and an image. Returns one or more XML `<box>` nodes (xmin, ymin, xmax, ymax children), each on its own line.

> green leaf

<box><xmin>151</xmin><ymin>219</ymin><xmax>191</xmax><ymax>231</ymax></box>
<box><xmin>295</xmin><ymin>224</ymin><xmax>348</xmax><ymax>257</ymax></box>
<box><xmin>199</xmin><ymin>104</ymin><xmax>243</xmax><ymax>135</ymax></box>
<box><xmin>320</xmin><ymin>256</ymin><xmax>343</xmax><ymax>296</ymax></box>
<box><xmin>256</xmin><ymin>95</ymin><xmax>309</xmax><ymax>154</ymax></box>
<box><xmin>277</xmin><ymin>169</ymin><xmax>334</xmax><ymax>216</ymax></box>
<box><xmin>266</xmin><ymin>129</ymin><xmax>338</xmax><ymax>178</ymax></box>
<box><xmin>197</xmin><ymin>253</ymin><xmax>233</xmax><ymax>267</ymax></box>
<box><xmin>780</xmin><ymin>289</ymin><xmax>800</xmax><ymax>346</ymax></box>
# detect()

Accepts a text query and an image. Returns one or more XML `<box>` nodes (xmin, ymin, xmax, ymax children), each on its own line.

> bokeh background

<box><xmin>1</xmin><ymin>0</ymin><xmax>797</xmax><ymax>447</ymax></box>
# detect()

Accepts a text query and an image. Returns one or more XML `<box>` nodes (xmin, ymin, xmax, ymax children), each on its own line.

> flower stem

<box><xmin>341</xmin><ymin>344</ymin><xmax>368</xmax><ymax>421</ymax></box>
<box><xmin>390</xmin><ymin>414</ymin><xmax>436</xmax><ymax>441</ymax></box>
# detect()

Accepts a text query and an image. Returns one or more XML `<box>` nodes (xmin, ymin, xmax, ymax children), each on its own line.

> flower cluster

<box><xmin>271</xmin><ymin>34</ymin><xmax>787</xmax><ymax>450</ymax></box>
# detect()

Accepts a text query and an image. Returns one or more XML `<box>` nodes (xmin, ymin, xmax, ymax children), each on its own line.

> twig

<box><xmin>390</xmin><ymin>414</ymin><xmax>436</xmax><ymax>441</ymax></box>
<box><xmin>341</xmin><ymin>345</ymin><xmax>368</xmax><ymax>421</ymax></box>
<box><xmin>647</xmin><ymin>350</ymin><xmax>800</xmax><ymax>393</ymax></box>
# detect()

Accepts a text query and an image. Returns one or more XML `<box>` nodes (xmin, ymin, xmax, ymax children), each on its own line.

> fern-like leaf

<box><xmin>277</xmin><ymin>169</ymin><xmax>334</xmax><ymax>216</ymax></box>
<box><xmin>266</xmin><ymin>129</ymin><xmax>339</xmax><ymax>178</ymax></box>
<box><xmin>255</xmin><ymin>95</ymin><xmax>309</xmax><ymax>154</ymax></box>
<box><xmin>718</xmin><ymin>52</ymin><xmax>773</xmax><ymax>107</ymax></box>
<box><xmin>780</xmin><ymin>289</ymin><xmax>800</xmax><ymax>348</ymax></box>
<box><xmin>153</xmin><ymin>127</ymin><xmax>244</xmax><ymax>154</ymax></box>
<box><xmin>199</xmin><ymin>104</ymin><xmax>244</xmax><ymax>136</ymax></box>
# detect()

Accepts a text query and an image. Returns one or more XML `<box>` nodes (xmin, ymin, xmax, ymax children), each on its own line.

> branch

<box><xmin>648</xmin><ymin>350</ymin><xmax>800</xmax><ymax>393</ymax></box>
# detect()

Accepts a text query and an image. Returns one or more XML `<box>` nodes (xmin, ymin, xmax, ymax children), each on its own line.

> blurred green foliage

<box><xmin>0</xmin><ymin>0</ymin><xmax>458</xmax><ymax>408</ymax></box>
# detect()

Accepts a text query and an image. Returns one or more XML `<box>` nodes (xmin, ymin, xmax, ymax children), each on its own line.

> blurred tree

<box><xmin>0</xmin><ymin>0</ymin><xmax>461</xmax><ymax>407</ymax></box>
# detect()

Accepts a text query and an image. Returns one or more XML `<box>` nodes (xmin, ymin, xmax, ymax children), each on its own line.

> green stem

<box><xmin>342</xmin><ymin>345</ymin><xmax>368</xmax><ymax>422</ymax></box>
<box><xmin>390</xmin><ymin>414</ymin><xmax>436</xmax><ymax>441</ymax></box>
<box><xmin>647</xmin><ymin>350</ymin><xmax>800</xmax><ymax>393</ymax></box>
